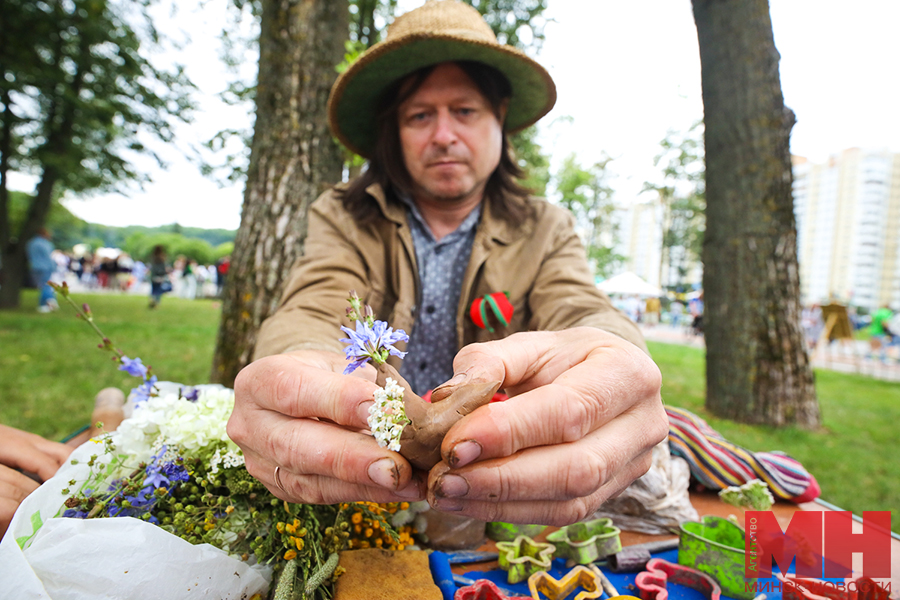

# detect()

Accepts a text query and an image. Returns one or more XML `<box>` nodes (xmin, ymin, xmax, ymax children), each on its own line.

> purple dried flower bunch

<box><xmin>63</xmin><ymin>445</ymin><xmax>189</xmax><ymax>522</ymax></box>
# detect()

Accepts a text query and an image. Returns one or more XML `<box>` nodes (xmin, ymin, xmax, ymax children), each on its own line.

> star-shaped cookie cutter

<box><xmin>634</xmin><ymin>558</ymin><xmax>722</xmax><ymax>600</ymax></box>
<box><xmin>545</xmin><ymin>517</ymin><xmax>622</xmax><ymax>565</ymax></box>
<box><xmin>495</xmin><ymin>535</ymin><xmax>556</xmax><ymax>584</ymax></box>
<box><xmin>526</xmin><ymin>565</ymin><xmax>603</xmax><ymax>600</ymax></box>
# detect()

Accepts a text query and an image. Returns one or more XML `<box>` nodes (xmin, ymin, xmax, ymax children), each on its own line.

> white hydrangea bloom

<box><xmin>367</xmin><ymin>378</ymin><xmax>409</xmax><ymax>452</ymax></box>
<box><xmin>113</xmin><ymin>384</ymin><xmax>242</xmax><ymax>464</ymax></box>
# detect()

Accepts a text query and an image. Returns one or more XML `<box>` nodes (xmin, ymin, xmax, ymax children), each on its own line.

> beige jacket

<box><xmin>254</xmin><ymin>184</ymin><xmax>645</xmax><ymax>365</ymax></box>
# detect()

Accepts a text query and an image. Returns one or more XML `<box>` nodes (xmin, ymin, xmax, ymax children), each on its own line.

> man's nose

<box><xmin>431</xmin><ymin>109</ymin><xmax>458</xmax><ymax>147</ymax></box>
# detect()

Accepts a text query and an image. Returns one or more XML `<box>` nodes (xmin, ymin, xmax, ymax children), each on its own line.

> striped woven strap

<box><xmin>666</xmin><ymin>406</ymin><xmax>818</xmax><ymax>502</ymax></box>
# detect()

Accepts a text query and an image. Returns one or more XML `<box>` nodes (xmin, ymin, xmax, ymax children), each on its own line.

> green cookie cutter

<box><xmin>486</xmin><ymin>521</ymin><xmax>548</xmax><ymax>542</ymax></box>
<box><xmin>545</xmin><ymin>517</ymin><xmax>622</xmax><ymax>565</ymax></box>
<box><xmin>678</xmin><ymin>515</ymin><xmax>756</xmax><ymax>600</ymax></box>
<box><xmin>495</xmin><ymin>534</ymin><xmax>557</xmax><ymax>584</ymax></box>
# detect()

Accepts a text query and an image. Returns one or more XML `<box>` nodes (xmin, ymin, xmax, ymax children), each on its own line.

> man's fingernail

<box><xmin>444</xmin><ymin>373</ymin><xmax>467</xmax><ymax>387</ymax></box>
<box><xmin>436</xmin><ymin>474</ymin><xmax>469</xmax><ymax>498</ymax></box>
<box><xmin>430</xmin><ymin>496</ymin><xmax>464</xmax><ymax>512</ymax></box>
<box><xmin>431</xmin><ymin>373</ymin><xmax>467</xmax><ymax>402</ymax></box>
<box><xmin>449</xmin><ymin>440</ymin><xmax>482</xmax><ymax>468</ymax></box>
<box><xmin>358</xmin><ymin>400</ymin><xmax>374</xmax><ymax>425</ymax></box>
<box><xmin>367</xmin><ymin>458</ymin><xmax>398</xmax><ymax>489</ymax></box>
<box><xmin>396</xmin><ymin>480</ymin><xmax>424</xmax><ymax>499</ymax></box>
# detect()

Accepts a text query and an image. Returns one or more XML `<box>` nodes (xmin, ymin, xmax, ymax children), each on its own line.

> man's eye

<box><xmin>457</xmin><ymin>107</ymin><xmax>475</xmax><ymax>116</ymax></box>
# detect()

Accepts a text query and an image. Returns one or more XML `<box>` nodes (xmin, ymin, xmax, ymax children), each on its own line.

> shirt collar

<box><xmin>397</xmin><ymin>192</ymin><xmax>481</xmax><ymax>244</ymax></box>
<box><xmin>364</xmin><ymin>181</ymin><xmax>530</xmax><ymax>245</ymax></box>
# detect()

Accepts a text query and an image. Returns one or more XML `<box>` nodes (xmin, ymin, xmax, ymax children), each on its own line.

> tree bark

<box><xmin>0</xmin><ymin>10</ymin><xmax>81</xmax><ymax>309</ymax></box>
<box><xmin>210</xmin><ymin>0</ymin><xmax>347</xmax><ymax>387</ymax></box>
<box><xmin>692</xmin><ymin>0</ymin><xmax>820</xmax><ymax>427</ymax></box>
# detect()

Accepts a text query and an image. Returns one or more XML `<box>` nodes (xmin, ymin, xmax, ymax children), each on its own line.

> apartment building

<box><xmin>793</xmin><ymin>148</ymin><xmax>900</xmax><ymax>311</ymax></box>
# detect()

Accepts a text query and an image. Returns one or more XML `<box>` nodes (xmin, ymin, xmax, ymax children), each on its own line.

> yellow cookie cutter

<box><xmin>527</xmin><ymin>565</ymin><xmax>602</xmax><ymax>600</ymax></box>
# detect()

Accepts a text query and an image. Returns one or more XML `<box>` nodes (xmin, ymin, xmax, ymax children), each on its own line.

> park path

<box><xmin>640</xmin><ymin>323</ymin><xmax>900</xmax><ymax>383</ymax></box>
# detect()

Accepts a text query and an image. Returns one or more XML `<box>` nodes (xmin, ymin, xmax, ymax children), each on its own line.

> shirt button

<box><xmin>419</xmin><ymin>362</ymin><xmax>428</xmax><ymax>371</ymax></box>
<box><xmin>426</xmin><ymin>305</ymin><xmax>436</xmax><ymax>314</ymax></box>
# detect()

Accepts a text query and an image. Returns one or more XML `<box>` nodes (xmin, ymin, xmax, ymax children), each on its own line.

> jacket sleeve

<box><xmin>527</xmin><ymin>205</ymin><xmax>648</xmax><ymax>353</ymax></box>
<box><xmin>253</xmin><ymin>193</ymin><xmax>373</xmax><ymax>360</ymax></box>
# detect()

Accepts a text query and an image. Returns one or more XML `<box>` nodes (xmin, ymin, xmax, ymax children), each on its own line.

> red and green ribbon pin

<box><xmin>470</xmin><ymin>292</ymin><xmax>514</xmax><ymax>333</ymax></box>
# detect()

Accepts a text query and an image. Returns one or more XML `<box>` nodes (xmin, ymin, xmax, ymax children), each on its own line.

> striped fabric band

<box><xmin>666</xmin><ymin>406</ymin><xmax>820</xmax><ymax>503</ymax></box>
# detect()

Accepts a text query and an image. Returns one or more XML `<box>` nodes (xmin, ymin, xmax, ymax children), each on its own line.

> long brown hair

<box><xmin>337</xmin><ymin>61</ymin><xmax>534</xmax><ymax>224</ymax></box>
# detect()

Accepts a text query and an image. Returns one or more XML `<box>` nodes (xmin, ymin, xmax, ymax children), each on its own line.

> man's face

<box><xmin>397</xmin><ymin>63</ymin><xmax>506</xmax><ymax>206</ymax></box>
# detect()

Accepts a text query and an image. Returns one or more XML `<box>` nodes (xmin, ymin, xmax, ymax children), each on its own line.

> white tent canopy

<box><xmin>597</xmin><ymin>272</ymin><xmax>663</xmax><ymax>297</ymax></box>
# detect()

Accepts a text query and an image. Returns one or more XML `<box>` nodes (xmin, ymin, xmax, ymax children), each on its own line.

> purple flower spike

<box><xmin>339</xmin><ymin>319</ymin><xmax>408</xmax><ymax>375</ymax></box>
<box><xmin>119</xmin><ymin>356</ymin><xmax>148</xmax><ymax>379</ymax></box>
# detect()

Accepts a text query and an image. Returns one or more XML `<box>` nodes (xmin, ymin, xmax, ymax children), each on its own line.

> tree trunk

<box><xmin>210</xmin><ymin>0</ymin><xmax>347</xmax><ymax>387</ymax></box>
<box><xmin>692</xmin><ymin>0</ymin><xmax>820</xmax><ymax>427</ymax></box>
<box><xmin>0</xmin><ymin>169</ymin><xmax>58</xmax><ymax>309</ymax></box>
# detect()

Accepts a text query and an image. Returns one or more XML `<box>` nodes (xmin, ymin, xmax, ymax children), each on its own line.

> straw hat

<box><xmin>327</xmin><ymin>0</ymin><xmax>557</xmax><ymax>158</ymax></box>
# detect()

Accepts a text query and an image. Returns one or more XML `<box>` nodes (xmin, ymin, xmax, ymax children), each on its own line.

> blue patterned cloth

<box><xmin>399</xmin><ymin>198</ymin><xmax>480</xmax><ymax>395</ymax></box>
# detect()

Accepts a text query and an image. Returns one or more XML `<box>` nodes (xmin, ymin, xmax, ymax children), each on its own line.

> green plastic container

<box><xmin>678</xmin><ymin>515</ymin><xmax>756</xmax><ymax>600</ymax></box>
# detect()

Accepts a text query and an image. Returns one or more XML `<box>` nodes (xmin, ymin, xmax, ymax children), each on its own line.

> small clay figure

<box><xmin>374</xmin><ymin>362</ymin><xmax>501</xmax><ymax>470</ymax></box>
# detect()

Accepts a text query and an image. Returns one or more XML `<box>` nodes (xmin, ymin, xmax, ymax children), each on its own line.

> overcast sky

<box><xmin>16</xmin><ymin>0</ymin><xmax>899</xmax><ymax>230</ymax></box>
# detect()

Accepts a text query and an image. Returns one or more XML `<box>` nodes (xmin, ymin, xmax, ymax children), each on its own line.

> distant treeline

<box><xmin>9</xmin><ymin>191</ymin><xmax>236</xmax><ymax>264</ymax></box>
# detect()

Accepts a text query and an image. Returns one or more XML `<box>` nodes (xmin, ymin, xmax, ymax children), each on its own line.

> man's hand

<box><xmin>426</xmin><ymin>328</ymin><xmax>667</xmax><ymax>525</ymax></box>
<box><xmin>228</xmin><ymin>351</ymin><xmax>425</xmax><ymax>504</ymax></box>
<box><xmin>0</xmin><ymin>424</ymin><xmax>73</xmax><ymax>537</ymax></box>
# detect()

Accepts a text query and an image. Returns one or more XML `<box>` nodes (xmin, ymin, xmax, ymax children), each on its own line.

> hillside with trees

<box><xmin>7</xmin><ymin>190</ymin><xmax>234</xmax><ymax>264</ymax></box>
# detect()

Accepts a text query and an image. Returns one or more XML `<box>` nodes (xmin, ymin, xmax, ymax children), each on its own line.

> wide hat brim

<box><xmin>328</xmin><ymin>33</ymin><xmax>557</xmax><ymax>159</ymax></box>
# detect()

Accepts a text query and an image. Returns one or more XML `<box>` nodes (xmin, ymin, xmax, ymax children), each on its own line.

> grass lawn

<box><xmin>1</xmin><ymin>290</ymin><xmax>220</xmax><ymax>441</ymax></box>
<box><xmin>2</xmin><ymin>290</ymin><xmax>897</xmax><ymax>532</ymax></box>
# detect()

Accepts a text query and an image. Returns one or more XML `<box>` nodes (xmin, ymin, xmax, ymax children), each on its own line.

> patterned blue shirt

<box><xmin>399</xmin><ymin>199</ymin><xmax>481</xmax><ymax>395</ymax></box>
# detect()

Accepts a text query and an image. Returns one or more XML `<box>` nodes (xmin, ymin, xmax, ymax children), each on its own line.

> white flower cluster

<box><xmin>367</xmin><ymin>378</ymin><xmax>410</xmax><ymax>452</ymax></box>
<box><xmin>208</xmin><ymin>447</ymin><xmax>246</xmax><ymax>482</ymax></box>
<box><xmin>113</xmin><ymin>384</ymin><xmax>242</xmax><ymax>464</ymax></box>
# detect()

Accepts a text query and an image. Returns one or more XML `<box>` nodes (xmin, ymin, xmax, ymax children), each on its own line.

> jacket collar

<box><xmin>365</xmin><ymin>182</ymin><xmax>531</xmax><ymax>245</ymax></box>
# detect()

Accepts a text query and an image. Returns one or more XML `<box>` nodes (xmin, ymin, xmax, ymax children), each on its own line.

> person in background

<box><xmin>669</xmin><ymin>298</ymin><xmax>685</xmax><ymax>329</ymax></box>
<box><xmin>869</xmin><ymin>304</ymin><xmax>895</xmax><ymax>363</ymax></box>
<box><xmin>0</xmin><ymin>424</ymin><xmax>73</xmax><ymax>538</ymax></box>
<box><xmin>181</xmin><ymin>259</ymin><xmax>198</xmax><ymax>300</ymax></box>
<box><xmin>148</xmin><ymin>245</ymin><xmax>171</xmax><ymax>309</ymax></box>
<box><xmin>623</xmin><ymin>295</ymin><xmax>642</xmax><ymax>323</ymax></box>
<box><xmin>115</xmin><ymin>253</ymin><xmax>134</xmax><ymax>292</ymax></box>
<box><xmin>688</xmin><ymin>291</ymin><xmax>704</xmax><ymax>336</ymax></box>
<box><xmin>215</xmin><ymin>255</ymin><xmax>230</xmax><ymax>297</ymax></box>
<box><xmin>25</xmin><ymin>228</ymin><xmax>58</xmax><ymax>313</ymax></box>
<box><xmin>644</xmin><ymin>295</ymin><xmax>661</xmax><ymax>327</ymax></box>
<box><xmin>801</xmin><ymin>303</ymin><xmax>824</xmax><ymax>350</ymax></box>
<box><xmin>130</xmin><ymin>257</ymin><xmax>147</xmax><ymax>293</ymax></box>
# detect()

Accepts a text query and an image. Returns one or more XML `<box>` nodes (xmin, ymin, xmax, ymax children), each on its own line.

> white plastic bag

<box><xmin>0</xmin><ymin>439</ymin><xmax>271</xmax><ymax>600</ymax></box>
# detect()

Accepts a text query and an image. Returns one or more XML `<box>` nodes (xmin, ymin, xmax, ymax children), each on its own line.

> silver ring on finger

<box><xmin>273</xmin><ymin>465</ymin><xmax>287</xmax><ymax>494</ymax></box>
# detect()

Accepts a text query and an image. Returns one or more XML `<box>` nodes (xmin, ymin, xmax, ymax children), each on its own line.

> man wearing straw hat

<box><xmin>229</xmin><ymin>0</ymin><xmax>666</xmax><ymax>525</ymax></box>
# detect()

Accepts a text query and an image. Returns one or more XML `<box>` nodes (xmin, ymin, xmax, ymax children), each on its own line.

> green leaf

<box><xmin>15</xmin><ymin>510</ymin><xmax>45</xmax><ymax>549</ymax></box>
